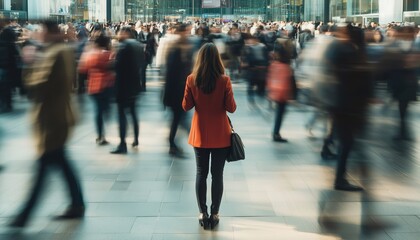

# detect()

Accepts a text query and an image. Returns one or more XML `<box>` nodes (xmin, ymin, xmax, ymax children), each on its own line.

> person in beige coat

<box><xmin>9</xmin><ymin>20</ymin><xmax>85</xmax><ymax>228</ymax></box>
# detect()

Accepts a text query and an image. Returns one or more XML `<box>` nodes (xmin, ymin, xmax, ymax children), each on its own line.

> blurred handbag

<box><xmin>227</xmin><ymin>117</ymin><xmax>245</xmax><ymax>162</ymax></box>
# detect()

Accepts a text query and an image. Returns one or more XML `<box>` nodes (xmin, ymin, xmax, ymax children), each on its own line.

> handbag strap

<box><xmin>227</xmin><ymin>116</ymin><xmax>235</xmax><ymax>133</ymax></box>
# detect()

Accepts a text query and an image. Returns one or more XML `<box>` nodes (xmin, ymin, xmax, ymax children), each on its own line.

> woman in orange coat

<box><xmin>182</xmin><ymin>43</ymin><xmax>237</xmax><ymax>230</ymax></box>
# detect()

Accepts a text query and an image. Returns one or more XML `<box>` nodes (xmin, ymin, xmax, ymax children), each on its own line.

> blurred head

<box><xmin>94</xmin><ymin>34</ymin><xmax>111</xmax><ymax>50</ymax></box>
<box><xmin>273</xmin><ymin>42</ymin><xmax>290</xmax><ymax>64</ymax></box>
<box><xmin>192</xmin><ymin>43</ymin><xmax>225</xmax><ymax>94</ymax></box>
<box><xmin>373</xmin><ymin>29</ymin><xmax>384</xmax><ymax>43</ymax></box>
<box><xmin>117</xmin><ymin>27</ymin><xmax>133</xmax><ymax>42</ymax></box>
<box><xmin>41</xmin><ymin>20</ymin><xmax>64</xmax><ymax>43</ymax></box>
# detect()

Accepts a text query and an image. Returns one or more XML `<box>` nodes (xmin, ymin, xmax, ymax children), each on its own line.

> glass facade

<box><xmin>404</xmin><ymin>0</ymin><xmax>419</xmax><ymax>11</ymax></box>
<box><xmin>351</xmin><ymin>0</ymin><xmax>378</xmax><ymax>15</ymax></box>
<box><xmin>0</xmin><ymin>0</ymin><xmax>28</xmax><ymax>20</ymax></box>
<box><xmin>268</xmin><ymin>0</ymin><xmax>304</xmax><ymax>22</ymax></box>
<box><xmin>330</xmin><ymin>0</ymin><xmax>346</xmax><ymax>18</ymax></box>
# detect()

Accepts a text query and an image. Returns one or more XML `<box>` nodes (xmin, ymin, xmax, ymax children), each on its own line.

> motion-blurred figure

<box><xmin>111</xmin><ymin>27</ymin><xmax>144</xmax><ymax>154</ymax></box>
<box><xmin>78</xmin><ymin>34</ymin><xmax>115</xmax><ymax>145</ymax></box>
<box><xmin>0</xmin><ymin>19</ymin><xmax>21</xmax><ymax>113</ymax></box>
<box><xmin>266</xmin><ymin>41</ymin><xmax>293</xmax><ymax>142</ymax></box>
<box><xmin>10</xmin><ymin>20</ymin><xmax>85</xmax><ymax>228</ymax></box>
<box><xmin>385</xmin><ymin>26</ymin><xmax>419</xmax><ymax>140</ymax></box>
<box><xmin>163</xmin><ymin>24</ymin><xmax>194</xmax><ymax>157</ymax></box>
<box><xmin>243</xmin><ymin>36</ymin><xmax>269</xmax><ymax>103</ymax></box>
<box><xmin>314</xmin><ymin>24</ymin><xmax>372</xmax><ymax>191</ymax></box>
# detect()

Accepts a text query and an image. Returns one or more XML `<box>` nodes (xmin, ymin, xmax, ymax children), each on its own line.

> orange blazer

<box><xmin>182</xmin><ymin>74</ymin><xmax>237</xmax><ymax>148</ymax></box>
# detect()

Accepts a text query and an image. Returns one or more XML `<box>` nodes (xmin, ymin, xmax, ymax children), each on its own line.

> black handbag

<box><xmin>227</xmin><ymin>117</ymin><xmax>245</xmax><ymax>162</ymax></box>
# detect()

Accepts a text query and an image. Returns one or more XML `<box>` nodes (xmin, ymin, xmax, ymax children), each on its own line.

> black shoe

<box><xmin>110</xmin><ymin>144</ymin><xmax>127</xmax><ymax>154</ymax></box>
<box><xmin>96</xmin><ymin>138</ymin><xmax>109</xmax><ymax>146</ymax></box>
<box><xmin>273</xmin><ymin>134</ymin><xmax>288</xmax><ymax>143</ymax></box>
<box><xmin>132</xmin><ymin>140</ymin><xmax>139</xmax><ymax>148</ymax></box>
<box><xmin>209</xmin><ymin>214</ymin><xmax>219</xmax><ymax>229</ymax></box>
<box><xmin>321</xmin><ymin>147</ymin><xmax>337</xmax><ymax>160</ymax></box>
<box><xmin>198</xmin><ymin>213</ymin><xmax>210</xmax><ymax>230</ymax></box>
<box><xmin>169</xmin><ymin>146</ymin><xmax>184</xmax><ymax>157</ymax></box>
<box><xmin>53</xmin><ymin>206</ymin><xmax>85</xmax><ymax>220</ymax></box>
<box><xmin>334</xmin><ymin>180</ymin><xmax>363</xmax><ymax>192</ymax></box>
<box><xmin>393</xmin><ymin>134</ymin><xmax>412</xmax><ymax>141</ymax></box>
<box><xmin>9</xmin><ymin>215</ymin><xmax>28</xmax><ymax>228</ymax></box>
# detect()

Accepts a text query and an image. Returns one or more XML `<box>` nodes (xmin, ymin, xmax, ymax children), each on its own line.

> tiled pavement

<box><xmin>0</xmin><ymin>69</ymin><xmax>419</xmax><ymax>239</ymax></box>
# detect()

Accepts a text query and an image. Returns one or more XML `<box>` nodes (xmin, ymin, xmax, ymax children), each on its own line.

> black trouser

<box><xmin>117</xmin><ymin>100</ymin><xmax>139</xmax><ymax>144</ymax></box>
<box><xmin>169</xmin><ymin>106</ymin><xmax>186</xmax><ymax>148</ymax></box>
<box><xmin>0</xmin><ymin>81</ymin><xmax>12</xmax><ymax>110</ymax></box>
<box><xmin>194</xmin><ymin>147</ymin><xmax>229</xmax><ymax>215</ymax></box>
<box><xmin>91</xmin><ymin>90</ymin><xmax>111</xmax><ymax>139</ymax></box>
<box><xmin>398</xmin><ymin>99</ymin><xmax>409</xmax><ymax>137</ymax></box>
<box><xmin>17</xmin><ymin>148</ymin><xmax>84</xmax><ymax>221</ymax></box>
<box><xmin>333</xmin><ymin>113</ymin><xmax>354</xmax><ymax>184</ymax></box>
<box><xmin>141</xmin><ymin>66</ymin><xmax>147</xmax><ymax>91</ymax></box>
<box><xmin>273</xmin><ymin>102</ymin><xmax>287</xmax><ymax>135</ymax></box>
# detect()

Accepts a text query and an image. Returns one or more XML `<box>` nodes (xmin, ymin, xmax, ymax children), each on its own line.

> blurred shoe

<box><xmin>110</xmin><ymin>143</ymin><xmax>127</xmax><ymax>154</ymax></box>
<box><xmin>96</xmin><ymin>138</ymin><xmax>109</xmax><ymax>146</ymax></box>
<box><xmin>334</xmin><ymin>179</ymin><xmax>363</xmax><ymax>192</ymax></box>
<box><xmin>393</xmin><ymin>134</ymin><xmax>412</xmax><ymax>141</ymax></box>
<box><xmin>305</xmin><ymin>124</ymin><xmax>314</xmax><ymax>137</ymax></box>
<box><xmin>209</xmin><ymin>214</ymin><xmax>219</xmax><ymax>229</ymax></box>
<box><xmin>8</xmin><ymin>214</ymin><xmax>28</xmax><ymax>228</ymax></box>
<box><xmin>54</xmin><ymin>206</ymin><xmax>85</xmax><ymax>220</ymax></box>
<box><xmin>169</xmin><ymin>146</ymin><xmax>184</xmax><ymax>157</ymax></box>
<box><xmin>132</xmin><ymin>140</ymin><xmax>139</xmax><ymax>148</ymax></box>
<box><xmin>321</xmin><ymin>146</ymin><xmax>337</xmax><ymax>160</ymax></box>
<box><xmin>273</xmin><ymin>134</ymin><xmax>288</xmax><ymax>143</ymax></box>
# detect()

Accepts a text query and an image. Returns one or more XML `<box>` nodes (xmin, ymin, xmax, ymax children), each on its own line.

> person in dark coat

<box><xmin>321</xmin><ymin>24</ymin><xmax>371</xmax><ymax>191</ymax></box>
<box><xmin>386</xmin><ymin>26</ymin><xmax>419</xmax><ymax>140</ymax></box>
<box><xmin>0</xmin><ymin>19</ymin><xmax>20</xmax><ymax>112</ymax></box>
<box><xmin>111</xmin><ymin>27</ymin><xmax>144</xmax><ymax>154</ymax></box>
<box><xmin>163</xmin><ymin>24</ymin><xmax>194</xmax><ymax>156</ymax></box>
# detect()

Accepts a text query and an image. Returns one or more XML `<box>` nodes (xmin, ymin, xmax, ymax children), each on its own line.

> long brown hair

<box><xmin>192</xmin><ymin>43</ymin><xmax>225</xmax><ymax>94</ymax></box>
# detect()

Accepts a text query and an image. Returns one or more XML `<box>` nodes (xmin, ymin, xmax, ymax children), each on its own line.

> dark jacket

<box><xmin>163</xmin><ymin>40</ymin><xmax>194</xmax><ymax>109</ymax></box>
<box><xmin>115</xmin><ymin>39</ymin><xmax>144</xmax><ymax>103</ymax></box>
<box><xmin>0</xmin><ymin>27</ymin><xmax>20</xmax><ymax>84</ymax></box>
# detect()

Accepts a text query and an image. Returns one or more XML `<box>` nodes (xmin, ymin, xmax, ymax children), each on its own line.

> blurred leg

<box><xmin>129</xmin><ymin>101</ymin><xmax>139</xmax><ymax>143</ymax></box>
<box><xmin>11</xmin><ymin>153</ymin><xmax>50</xmax><ymax>226</ymax></box>
<box><xmin>57</xmin><ymin>148</ymin><xmax>84</xmax><ymax>207</ymax></box>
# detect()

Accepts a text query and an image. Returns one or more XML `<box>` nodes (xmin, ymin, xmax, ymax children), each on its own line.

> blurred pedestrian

<box><xmin>78</xmin><ymin>34</ymin><xmax>115</xmax><ymax>145</ymax></box>
<box><xmin>9</xmin><ymin>20</ymin><xmax>85</xmax><ymax>228</ymax></box>
<box><xmin>266</xmin><ymin>42</ymin><xmax>293</xmax><ymax>142</ymax></box>
<box><xmin>111</xmin><ymin>27</ymin><xmax>144</xmax><ymax>154</ymax></box>
<box><xmin>182</xmin><ymin>43</ymin><xmax>237</xmax><ymax>230</ymax></box>
<box><xmin>163</xmin><ymin>24</ymin><xmax>194</xmax><ymax>157</ymax></box>
<box><xmin>325</xmin><ymin>24</ymin><xmax>371</xmax><ymax>191</ymax></box>
<box><xmin>386</xmin><ymin>26</ymin><xmax>419</xmax><ymax>140</ymax></box>
<box><xmin>243</xmin><ymin>36</ymin><xmax>269</xmax><ymax>103</ymax></box>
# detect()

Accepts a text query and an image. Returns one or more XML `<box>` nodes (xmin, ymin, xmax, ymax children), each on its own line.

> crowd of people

<box><xmin>0</xmin><ymin>17</ymin><xmax>419</xmax><ymax>229</ymax></box>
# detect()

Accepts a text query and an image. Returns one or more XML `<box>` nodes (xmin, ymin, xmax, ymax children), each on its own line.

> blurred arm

<box><xmin>224</xmin><ymin>76</ymin><xmax>236</xmax><ymax>113</ymax></box>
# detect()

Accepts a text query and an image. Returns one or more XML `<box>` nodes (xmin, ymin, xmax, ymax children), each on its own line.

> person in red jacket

<box><xmin>182</xmin><ymin>43</ymin><xmax>237</xmax><ymax>230</ymax></box>
<box><xmin>78</xmin><ymin>34</ymin><xmax>115</xmax><ymax>145</ymax></box>
<box><xmin>266</xmin><ymin>42</ymin><xmax>293</xmax><ymax>142</ymax></box>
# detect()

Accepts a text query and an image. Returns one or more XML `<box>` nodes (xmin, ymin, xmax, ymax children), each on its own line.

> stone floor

<box><xmin>0</xmin><ymin>69</ymin><xmax>419</xmax><ymax>239</ymax></box>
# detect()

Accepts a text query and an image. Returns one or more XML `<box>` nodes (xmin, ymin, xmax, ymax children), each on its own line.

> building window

<box><xmin>404</xmin><ymin>0</ymin><xmax>419</xmax><ymax>11</ymax></box>
<box><xmin>11</xmin><ymin>0</ymin><xmax>26</xmax><ymax>11</ymax></box>
<box><xmin>330</xmin><ymin>0</ymin><xmax>347</xmax><ymax>18</ymax></box>
<box><xmin>352</xmin><ymin>0</ymin><xmax>379</xmax><ymax>15</ymax></box>
<box><xmin>0</xmin><ymin>1</ymin><xmax>4</xmax><ymax>10</ymax></box>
